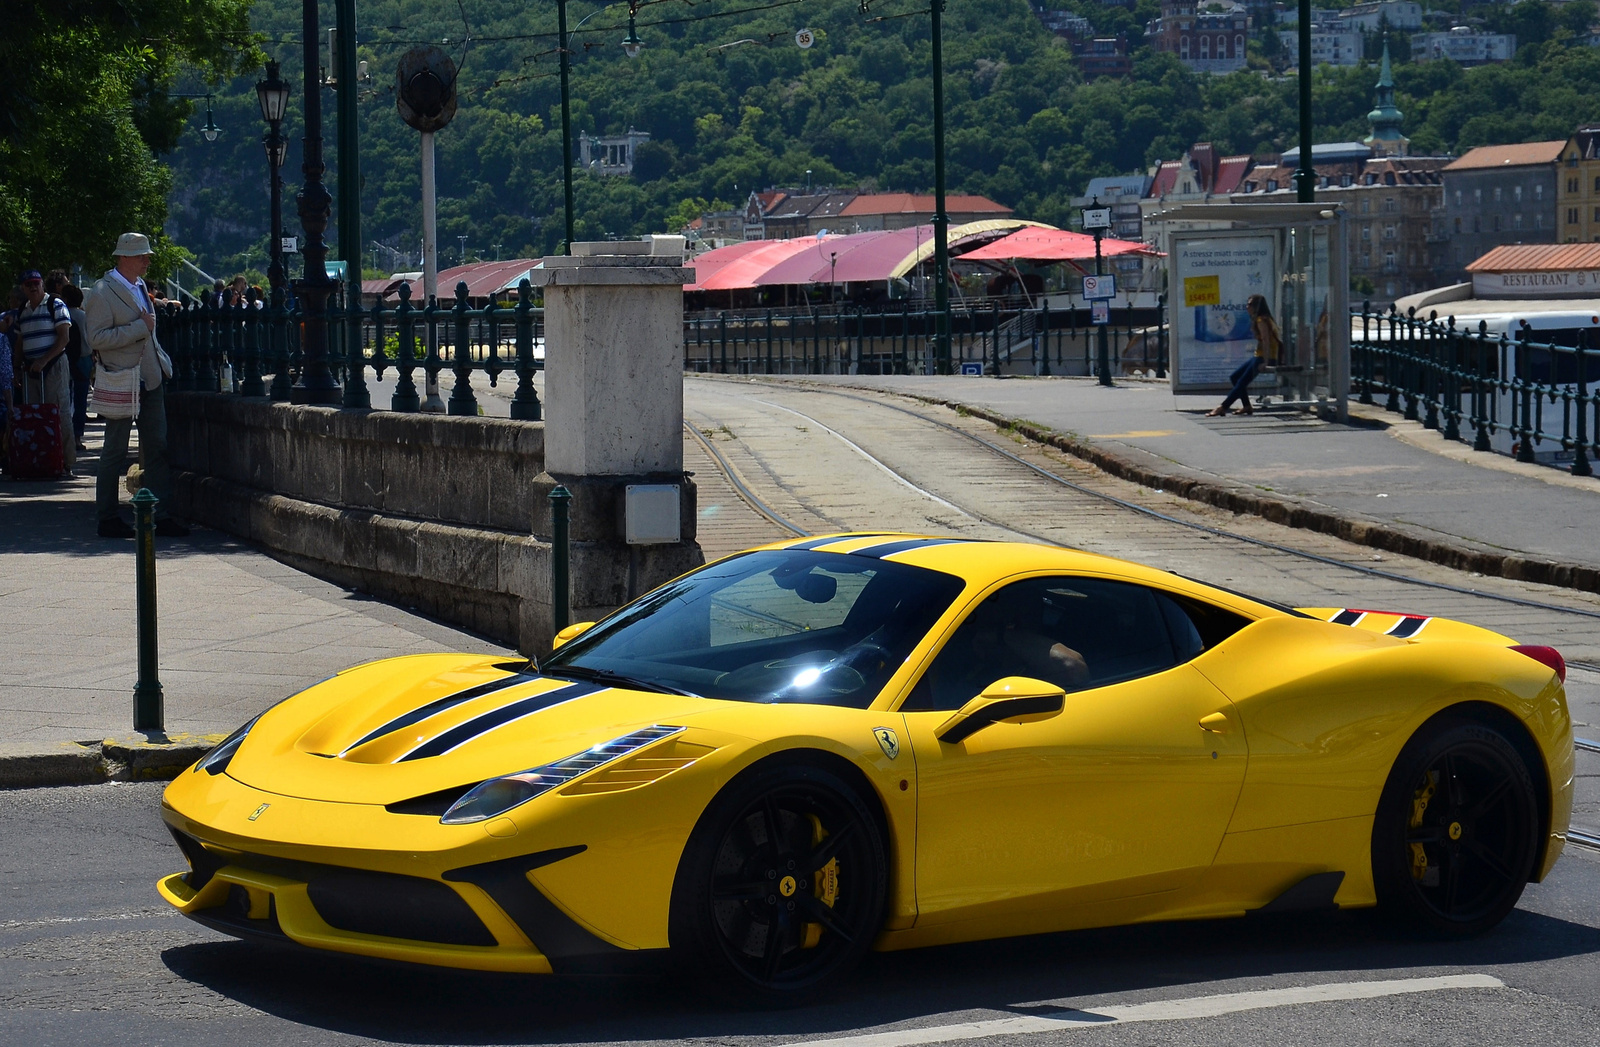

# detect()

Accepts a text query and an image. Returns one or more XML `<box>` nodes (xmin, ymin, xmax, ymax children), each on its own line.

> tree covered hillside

<box><xmin>163</xmin><ymin>0</ymin><xmax>1600</xmax><ymax>280</ymax></box>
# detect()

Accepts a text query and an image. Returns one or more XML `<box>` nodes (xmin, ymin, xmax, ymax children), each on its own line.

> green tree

<box><xmin>0</xmin><ymin>0</ymin><xmax>255</xmax><ymax>278</ymax></box>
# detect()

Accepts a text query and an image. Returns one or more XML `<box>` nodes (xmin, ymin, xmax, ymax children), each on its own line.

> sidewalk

<box><xmin>786</xmin><ymin>374</ymin><xmax>1600</xmax><ymax>591</ymax></box>
<box><xmin>0</xmin><ymin>425</ymin><xmax>506</xmax><ymax>783</ymax></box>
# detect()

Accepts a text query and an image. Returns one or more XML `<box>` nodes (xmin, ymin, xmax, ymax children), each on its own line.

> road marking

<box><xmin>1090</xmin><ymin>430</ymin><xmax>1179</xmax><ymax>439</ymax></box>
<box><xmin>0</xmin><ymin>908</ymin><xmax>179</xmax><ymax>931</ymax></box>
<box><xmin>780</xmin><ymin>974</ymin><xmax>1505</xmax><ymax>1047</ymax></box>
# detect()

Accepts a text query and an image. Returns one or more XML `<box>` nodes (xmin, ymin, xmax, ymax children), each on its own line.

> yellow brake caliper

<box><xmin>803</xmin><ymin>814</ymin><xmax>841</xmax><ymax>948</ymax></box>
<box><xmin>1409</xmin><ymin>770</ymin><xmax>1438</xmax><ymax>884</ymax></box>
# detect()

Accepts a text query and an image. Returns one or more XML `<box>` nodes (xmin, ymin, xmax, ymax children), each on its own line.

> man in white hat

<box><xmin>84</xmin><ymin>232</ymin><xmax>187</xmax><ymax>538</ymax></box>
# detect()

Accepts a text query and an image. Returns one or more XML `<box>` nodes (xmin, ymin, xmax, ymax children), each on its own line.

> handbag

<box><xmin>91</xmin><ymin>363</ymin><xmax>141</xmax><ymax>419</ymax></box>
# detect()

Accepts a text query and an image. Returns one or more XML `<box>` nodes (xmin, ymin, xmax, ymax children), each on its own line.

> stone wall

<box><xmin>163</xmin><ymin>392</ymin><xmax>702</xmax><ymax>654</ymax></box>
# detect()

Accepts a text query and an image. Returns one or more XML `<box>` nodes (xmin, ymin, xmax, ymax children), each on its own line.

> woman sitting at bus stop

<box><xmin>1207</xmin><ymin>294</ymin><xmax>1280</xmax><ymax>417</ymax></box>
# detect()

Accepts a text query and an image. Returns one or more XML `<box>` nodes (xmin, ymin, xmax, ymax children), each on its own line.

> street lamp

<box><xmin>292</xmin><ymin>0</ymin><xmax>341</xmax><ymax>405</ymax></box>
<box><xmin>621</xmin><ymin>5</ymin><xmax>644</xmax><ymax>58</ymax></box>
<box><xmin>458</xmin><ymin>234</ymin><xmax>469</xmax><ymax>265</ymax></box>
<box><xmin>200</xmin><ymin>94</ymin><xmax>221</xmax><ymax>142</ymax></box>
<box><xmin>928</xmin><ymin>0</ymin><xmax>951</xmax><ymax>374</ymax></box>
<box><xmin>256</xmin><ymin>58</ymin><xmax>291</xmax><ymax>399</ymax></box>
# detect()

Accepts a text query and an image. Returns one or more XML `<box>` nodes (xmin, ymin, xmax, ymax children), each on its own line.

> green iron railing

<box><xmin>1351</xmin><ymin>302</ymin><xmax>1598</xmax><ymax>477</ymax></box>
<box><xmin>159</xmin><ymin>284</ymin><xmax>1170</xmax><ymax>405</ymax></box>
<box><xmin>157</xmin><ymin>280</ymin><xmax>546</xmax><ymax>420</ymax></box>
<box><xmin>683</xmin><ymin>299</ymin><xmax>1168</xmax><ymax>377</ymax></box>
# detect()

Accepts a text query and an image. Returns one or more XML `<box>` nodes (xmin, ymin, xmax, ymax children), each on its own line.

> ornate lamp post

<box><xmin>255</xmin><ymin>60</ymin><xmax>291</xmax><ymax>400</ymax></box>
<box><xmin>930</xmin><ymin>0</ymin><xmax>952</xmax><ymax>374</ymax></box>
<box><xmin>293</xmin><ymin>0</ymin><xmax>341</xmax><ymax>404</ymax></box>
<box><xmin>255</xmin><ymin>62</ymin><xmax>290</xmax><ymax>305</ymax></box>
<box><xmin>200</xmin><ymin>94</ymin><xmax>221</xmax><ymax>142</ymax></box>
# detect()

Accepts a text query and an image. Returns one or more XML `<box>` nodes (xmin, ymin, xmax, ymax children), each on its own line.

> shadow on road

<box><xmin>159</xmin><ymin>904</ymin><xmax>1600</xmax><ymax>1045</ymax></box>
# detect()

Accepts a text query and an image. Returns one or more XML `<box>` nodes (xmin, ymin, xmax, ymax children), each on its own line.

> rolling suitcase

<box><xmin>7</xmin><ymin>369</ymin><xmax>67</xmax><ymax>479</ymax></box>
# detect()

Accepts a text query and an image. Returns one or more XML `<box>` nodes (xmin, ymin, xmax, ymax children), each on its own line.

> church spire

<box><xmin>1364</xmin><ymin>37</ymin><xmax>1408</xmax><ymax>157</ymax></box>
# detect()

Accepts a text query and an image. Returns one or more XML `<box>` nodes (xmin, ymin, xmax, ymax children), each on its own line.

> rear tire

<box><xmin>1372</xmin><ymin>718</ymin><xmax>1538</xmax><ymax>936</ymax></box>
<box><xmin>670</xmin><ymin>761</ymin><xmax>887</xmax><ymax>1006</ymax></box>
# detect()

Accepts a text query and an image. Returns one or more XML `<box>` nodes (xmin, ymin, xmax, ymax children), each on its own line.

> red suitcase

<box><xmin>7</xmin><ymin>372</ymin><xmax>67</xmax><ymax>479</ymax></box>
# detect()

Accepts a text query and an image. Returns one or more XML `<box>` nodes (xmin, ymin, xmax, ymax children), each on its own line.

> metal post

<box><xmin>132</xmin><ymin>488</ymin><xmax>163</xmax><ymax>732</ymax></box>
<box><xmin>930</xmin><ymin>0</ymin><xmax>952</xmax><ymax>374</ymax></box>
<box><xmin>392</xmin><ymin>281</ymin><xmax>419</xmax><ymax>410</ymax></box>
<box><xmin>511</xmin><ymin>279</ymin><xmax>543</xmax><ymax>420</ymax></box>
<box><xmin>1294</xmin><ymin>0</ymin><xmax>1315</xmax><ymax>203</ymax></box>
<box><xmin>447</xmin><ymin>280</ymin><xmax>477</xmax><ymax>415</ymax></box>
<box><xmin>292</xmin><ymin>0</ymin><xmax>341</xmax><ymax>405</ymax></box>
<box><xmin>419</xmin><ymin>130</ymin><xmax>445</xmax><ymax>412</ymax></box>
<box><xmin>1095</xmin><ymin>229</ymin><xmax>1110</xmax><ymax>386</ymax></box>
<box><xmin>549</xmin><ymin>485</ymin><xmax>571</xmax><ymax>632</ymax></box>
<box><xmin>1574</xmin><ymin>330</ymin><xmax>1592</xmax><ymax>476</ymax></box>
<box><xmin>336</xmin><ymin>0</ymin><xmax>368</xmax><ymax>408</ymax></box>
<box><xmin>1517</xmin><ymin>324</ymin><xmax>1535</xmax><ymax>462</ymax></box>
<box><xmin>558</xmin><ymin>0</ymin><xmax>575</xmax><ymax>254</ymax></box>
<box><xmin>1443</xmin><ymin>317</ymin><xmax>1461</xmax><ymax>441</ymax></box>
<box><xmin>1473</xmin><ymin>321</ymin><xmax>1492</xmax><ymax>452</ymax></box>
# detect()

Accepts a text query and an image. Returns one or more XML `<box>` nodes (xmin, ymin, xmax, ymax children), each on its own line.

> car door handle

<box><xmin>1199</xmin><ymin>712</ymin><xmax>1229</xmax><ymax>733</ymax></box>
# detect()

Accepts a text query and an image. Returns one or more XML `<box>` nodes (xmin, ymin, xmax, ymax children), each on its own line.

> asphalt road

<box><xmin>1</xmin><ymin>783</ymin><xmax>1596</xmax><ymax>1046</ymax></box>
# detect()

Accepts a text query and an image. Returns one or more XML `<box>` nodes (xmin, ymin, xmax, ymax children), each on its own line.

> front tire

<box><xmin>1372</xmin><ymin>719</ymin><xmax>1539</xmax><ymax>936</ymax></box>
<box><xmin>670</xmin><ymin>761</ymin><xmax>887</xmax><ymax>1005</ymax></box>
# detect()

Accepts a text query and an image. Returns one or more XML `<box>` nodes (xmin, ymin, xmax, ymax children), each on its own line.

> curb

<box><xmin>787</xmin><ymin>378</ymin><xmax>1600</xmax><ymax>597</ymax></box>
<box><xmin>0</xmin><ymin>733</ymin><xmax>227</xmax><ymax>790</ymax></box>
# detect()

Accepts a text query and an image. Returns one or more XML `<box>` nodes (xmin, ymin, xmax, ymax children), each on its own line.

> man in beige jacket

<box><xmin>84</xmin><ymin>232</ymin><xmax>187</xmax><ymax>538</ymax></box>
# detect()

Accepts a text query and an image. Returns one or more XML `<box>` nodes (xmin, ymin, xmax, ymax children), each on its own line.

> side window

<box><xmin>904</xmin><ymin>578</ymin><xmax>1192</xmax><ymax>712</ymax></box>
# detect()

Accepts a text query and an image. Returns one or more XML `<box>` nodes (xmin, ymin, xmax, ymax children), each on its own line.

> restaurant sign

<box><xmin>1473</xmin><ymin>269</ymin><xmax>1600</xmax><ymax>298</ymax></box>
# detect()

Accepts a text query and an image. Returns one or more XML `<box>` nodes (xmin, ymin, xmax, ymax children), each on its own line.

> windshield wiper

<box><xmin>541</xmin><ymin>664</ymin><xmax>700</xmax><ymax>698</ymax></box>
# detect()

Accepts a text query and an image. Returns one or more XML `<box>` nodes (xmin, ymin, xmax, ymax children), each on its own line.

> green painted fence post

<box><xmin>549</xmin><ymin>485</ymin><xmax>571</xmax><ymax>633</ymax></box>
<box><xmin>133</xmin><ymin>488</ymin><xmax>163</xmax><ymax>732</ymax></box>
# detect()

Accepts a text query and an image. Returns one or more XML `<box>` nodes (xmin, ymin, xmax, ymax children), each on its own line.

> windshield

<box><xmin>540</xmin><ymin>549</ymin><xmax>966</xmax><ymax>708</ymax></box>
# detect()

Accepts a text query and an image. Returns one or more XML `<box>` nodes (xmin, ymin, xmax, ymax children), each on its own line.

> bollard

<box><xmin>132</xmin><ymin>488</ymin><xmax>164</xmax><ymax>732</ymax></box>
<box><xmin>549</xmin><ymin>485</ymin><xmax>572</xmax><ymax>633</ymax></box>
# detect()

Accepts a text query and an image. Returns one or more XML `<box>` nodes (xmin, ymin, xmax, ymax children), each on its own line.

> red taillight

<box><xmin>1511</xmin><ymin>645</ymin><xmax>1566</xmax><ymax>683</ymax></box>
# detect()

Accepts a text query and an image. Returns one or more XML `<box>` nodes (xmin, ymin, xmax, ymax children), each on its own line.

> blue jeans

<box><xmin>1218</xmin><ymin>357</ymin><xmax>1263</xmax><ymax>413</ymax></box>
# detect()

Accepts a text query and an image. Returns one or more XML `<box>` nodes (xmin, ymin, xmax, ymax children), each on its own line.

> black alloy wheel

<box><xmin>671</xmin><ymin>761</ymin><xmax>887</xmax><ymax>1004</ymax></box>
<box><xmin>1373</xmin><ymin>719</ymin><xmax>1539</xmax><ymax>936</ymax></box>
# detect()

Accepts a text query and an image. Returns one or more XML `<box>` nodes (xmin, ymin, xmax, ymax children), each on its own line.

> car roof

<box><xmin>757</xmin><ymin>533</ymin><xmax>1289</xmax><ymax>619</ymax></box>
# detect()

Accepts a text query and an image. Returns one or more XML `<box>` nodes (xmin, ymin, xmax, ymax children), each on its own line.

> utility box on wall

<box><xmin>625</xmin><ymin>484</ymin><xmax>682</xmax><ymax>545</ymax></box>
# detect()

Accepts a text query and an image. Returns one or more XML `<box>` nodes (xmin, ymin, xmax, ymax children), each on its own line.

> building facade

<box><xmin>1411</xmin><ymin>28</ymin><xmax>1516</xmax><ymax>65</ymax></box>
<box><xmin>1277</xmin><ymin>27</ymin><xmax>1364</xmax><ymax>66</ymax></box>
<box><xmin>1073</xmin><ymin>174</ymin><xmax>1152</xmax><ymax>241</ymax></box>
<box><xmin>1436</xmin><ymin>141</ymin><xmax>1563</xmax><ymax>283</ymax></box>
<box><xmin>1339</xmin><ymin>1</ymin><xmax>1424</xmax><ymax>32</ymax></box>
<box><xmin>1557</xmin><ymin>127</ymin><xmax>1600</xmax><ymax>243</ymax></box>
<box><xmin>577</xmin><ymin>129</ymin><xmax>651</xmax><ymax>176</ymax></box>
<box><xmin>1073</xmin><ymin>35</ymin><xmax>1134</xmax><ymax>79</ymax></box>
<box><xmin>1147</xmin><ymin>0</ymin><xmax>1250</xmax><ymax>74</ymax></box>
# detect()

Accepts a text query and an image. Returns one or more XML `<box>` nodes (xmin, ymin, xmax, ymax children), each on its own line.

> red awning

<box><xmin>957</xmin><ymin>227</ymin><xmax>1157</xmax><ymax>265</ymax></box>
<box><xmin>433</xmin><ymin>259</ymin><xmax>543</xmax><ymax>299</ymax></box>
<box><xmin>687</xmin><ymin>239</ymin><xmax>823</xmax><ymax>292</ymax></box>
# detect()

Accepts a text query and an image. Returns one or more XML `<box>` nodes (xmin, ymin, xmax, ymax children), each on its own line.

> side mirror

<box><xmin>551</xmin><ymin>621</ymin><xmax>596</xmax><ymax>651</ymax></box>
<box><xmin>936</xmin><ymin>677</ymin><xmax>1066</xmax><ymax>744</ymax></box>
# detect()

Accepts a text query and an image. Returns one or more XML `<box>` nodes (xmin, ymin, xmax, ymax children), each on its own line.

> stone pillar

<box><xmin>525</xmin><ymin>241</ymin><xmax>703</xmax><ymax>647</ymax></box>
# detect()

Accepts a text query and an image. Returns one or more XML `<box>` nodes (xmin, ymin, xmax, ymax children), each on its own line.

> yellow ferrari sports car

<box><xmin>159</xmin><ymin>534</ymin><xmax>1573</xmax><ymax>1003</ymax></box>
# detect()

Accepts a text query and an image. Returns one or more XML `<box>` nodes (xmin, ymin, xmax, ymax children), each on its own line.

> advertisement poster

<box><xmin>1171</xmin><ymin>234</ymin><xmax>1276</xmax><ymax>390</ymax></box>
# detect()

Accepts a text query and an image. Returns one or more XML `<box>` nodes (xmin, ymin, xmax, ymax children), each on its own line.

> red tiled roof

<box><xmin>1467</xmin><ymin>243</ymin><xmax>1600</xmax><ymax>273</ymax></box>
<box><xmin>1444</xmin><ymin>141</ymin><xmax>1565</xmax><ymax>171</ymax></box>
<box><xmin>839</xmin><ymin>193</ymin><xmax>1012</xmax><ymax>216</ymax></box>
<box><xmin>1149</xmin><ymin>161</ymin><xmax>1183</xmax><ymax>197</ymax></box>
<box><xmin>1212</xmin><ymin>156</ymin><xmax>1255</xmax><ymax>194</ymax></box>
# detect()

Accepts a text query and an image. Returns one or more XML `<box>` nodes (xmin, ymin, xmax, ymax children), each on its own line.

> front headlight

<box><xmin>440</xmin><ymin>725</ymin><xmax>683</xmax><ymax>825</ymax></box>
<box><xmin>194</xmin><ymin>715</ymin><xmax>262</xmax><ymax>776</ymax></box>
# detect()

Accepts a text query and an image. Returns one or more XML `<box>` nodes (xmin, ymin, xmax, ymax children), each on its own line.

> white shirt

<box><xmin>109</xmin><ymin>267</ymin><xmax>153</xmax><ymax>313</ymax></box>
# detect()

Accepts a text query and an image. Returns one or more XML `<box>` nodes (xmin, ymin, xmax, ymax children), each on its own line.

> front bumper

<box><xmin>158</xmin><ymin>775</ymin><xmax>666</xmax><ymax>974</ymax></box>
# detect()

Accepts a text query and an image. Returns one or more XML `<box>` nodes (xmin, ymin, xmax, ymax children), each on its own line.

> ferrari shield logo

<box><xmin>248</xmin><ymin>803</ymin><xmax>270</xmax><ymax>821</ymax></box>
<box><xmin>873</xmin><ymin>727</ymin><xmax>899</xmax><ymax>760</ymax></box>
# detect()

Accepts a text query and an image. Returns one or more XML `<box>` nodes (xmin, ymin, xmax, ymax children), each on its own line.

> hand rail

<box><xmin>1349</xmin><ymin>301</ymin><xmax>1598</xmax><ymax>478</ymax></box>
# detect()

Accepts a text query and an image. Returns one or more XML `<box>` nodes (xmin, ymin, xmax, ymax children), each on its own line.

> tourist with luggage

<box><xmin>9</xmin><ymin>269</ymin><xmax>75</xmax><ymax>475</ymax></box>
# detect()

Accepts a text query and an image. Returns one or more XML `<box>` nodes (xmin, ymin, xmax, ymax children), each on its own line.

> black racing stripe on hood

<box><xmin>1330</xmin><ymin>609</ymin><xmax>1365</xmax><ymax>626</ymax></box>
<box><xmin>849</xmin><ymin>537</ymin><xmax>972</xmax><ymax>559</ymax></box>
<box><xmin>343</xmin><ymin>672</ymin><xmax>541</xmax><ymax>754</ymax></box>
<box><xmin>1386</xmin><ymin>615</ymin><xmax>1429</xmax><ymax>638</ymax></box>
<box><xmin>398</xmin><ymin>680</ymin><xmax>609</xmax><ymax>762</ymax></box>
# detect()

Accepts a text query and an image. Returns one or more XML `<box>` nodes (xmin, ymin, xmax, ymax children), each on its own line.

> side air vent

<box><xmin>558</xmin><ymin>739</ymin><xmax>717</xmax><ymax>796</ymax></box>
